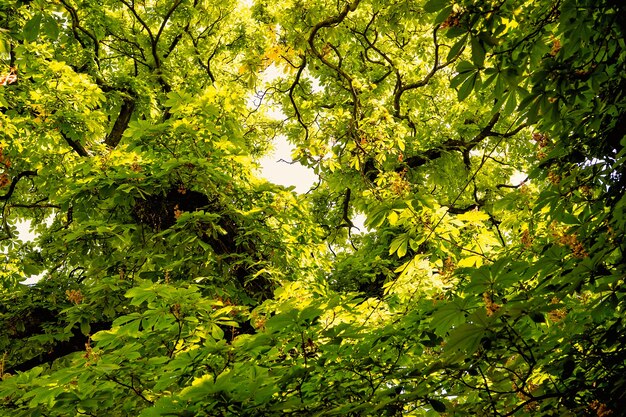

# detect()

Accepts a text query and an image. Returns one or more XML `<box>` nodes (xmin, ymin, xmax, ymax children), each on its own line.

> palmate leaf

<box><xmin>389</xmin><ymin>233</ymin><xmax>410</xmax><ymax>257</ymax></box>
<box><xmin>444</xmin><ymin>323</ymin><xmax>485</xmax><ymax>357</ymax></box>
<box><xmin>430</xmin><ymin>299</ymin><xmax>471</xmax><ymax>336</ymax></box>
<box><xmin>447</xmin><ymin>35</ymin><xmax>468</xmax><ymax>61</ymax></box>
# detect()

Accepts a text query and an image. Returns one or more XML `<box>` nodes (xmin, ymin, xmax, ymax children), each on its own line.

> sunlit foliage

<box><xmin>1</xmin><ymin>0</ymin><xmax>624</xmax><ymax>415</ymax></box>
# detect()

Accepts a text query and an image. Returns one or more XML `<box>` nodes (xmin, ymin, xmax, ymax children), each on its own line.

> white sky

<box><xmin>258</xmin><ymin>136</ymin><xmax>318</xmax><ymax>194</ymax></box>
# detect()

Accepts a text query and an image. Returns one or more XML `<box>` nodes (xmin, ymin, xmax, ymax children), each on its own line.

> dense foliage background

<box><xmin>1</xmin><ymin>0</ymin><xmax>625</xmax><ymax>415</ymax></box>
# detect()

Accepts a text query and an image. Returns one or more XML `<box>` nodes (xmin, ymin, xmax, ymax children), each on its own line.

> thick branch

<box><xmin>105</xmin><ymin>95</ymin><xmax>136</xmax><ymax>148</ymax></box>
<box><xmin>446</xmin><ymin>204</ymin><xmax>479</xmax><ymax>214</ymax></box>
<box><xmin>496</xmin><ymin>178</ymin><xmax>528</xmax><ymax>189</ymax></box>
<box><xmin>185</xmin><ymin>9</ymin><xmax>226</xmax><ymax>82</ymax></box>
<box><xmin>467</xmin><ymin>112</ymin><xmax>501</xmax><ymax>148</ymax></box>
<box><xmin>392</xmin><ymin>25</ymin><xmax>462</xmax><ymax>126</ymax></box>
<box><xmin>9</xmin><ymin>196</ymin><xmax>60</xmax><ymax>210</ymax></box>
<box><xmin>0</xmin><ymin>171</ymin><xmax>37</xmax><ymax>201</ymax></box>
<box><xmin>119</xmin><ymin>0</ymin><xmax>155</xmax><ymax>46</ymax></box>
<box><xmin>6</xmin><ymin>320</ymin><xmax>111</xmax><ymax>374</ymax></box>
<box><xmin>60</xmin><ymin>131</ymin><xmax>89</xmax><ymax>157</ymax></box>
<box><xmin>341</xmin><ymin>187</ymin><xmax>354</xmax><ymax>228</ymax></box>
<box><xmin>288</xmin><ymin>55</ymin><xmax>309</xmax><ymax>142</ymax></box>
<box><xmin>403</xmin><ymin>148</ymin><xmax>443</xmax><ymax>169</ymax></box>
<box><xmin>403</xmin><ymin>112</ymin><xmax>526</xmax><ymax>171</ymax></box>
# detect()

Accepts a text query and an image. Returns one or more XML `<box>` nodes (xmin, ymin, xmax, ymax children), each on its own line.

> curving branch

<box><xmin>308</xmin><ymin>0</ymin><xmax>361</xmax><ymax>124</ymax></box>
<box><xmin>105</xmin><ymin>94</ymin><xmax>136</xmax><ymax>149</ymax></box>
<box><xmin>59</xmin><ymin>0</ymin><xmax>101</xmax><ymax>68</ymax></box>
<box><xmin>106</xmin><ymin>375</ymin><xmax>154</xmax><ymax>405</ymax></box>
<box><xmin>1</xmin><ymin>170</ymin><xmax>37</xmax><ymax>239</ymax></box>
<box><xmin>100</xmin><ymin>33</ymin><xmax>150</xmax><ymax>68</ymax></box>
<box><xmin>341</xmin><ymin>187</ymin><xmax>354</xmax><ymax>229</ymax></box>
<box><xmin>152</xmin><ymin>0</ymin><xmax>184</xmax><ymax>72</ymax></box>
<box><xmin>155</xmin><ymin>0</ymin><xmax>184</xmax><ymax>51</ymax></box>
<box><xmin>351</xmin><ymin>16</ymin><xmax>464</xmax><ymax>131</ymax></box>
<box><xmin>119</xmin><ymin>0</ymin><xmax>155</xmax><ymax>47</ymax></box>
<box><xmin>9</xmin><ymin>197</ymin><xmax>60</xmax><ymax>210</ymax></box>
<box><xmin>288</xmin><ymin>55</ymin><xmax>310</xmax><ymax>143</ymax></box>
<box><xmin>163</xmin><ymin>0</ymin><xmax>200</xmax><ymax>60</ymax></box>
<box><xmin>393</xmin><ymin>24</ymin><xmax>464</xmax><ymax>127</ymax></box>
<box><xmin>5</xmin><ymin>313</ymin><xmax>111</xmax><ymax>374</ymax></box>
<box><xmin>445</xmin><ymin>204</ymin><xmax>480</xmax><ymax>214</ymax></box>
<box><xmin>0</xmin><ymin>171</ymin><xmax>37</xmax><ymax>201</ymax></box>
<box><xmin>496</xmin><ymin>177</ymin><xmax>528</xmax><ymax>189</ymax></box>
<box><xmin>401</xmin><ymin>113</ymin><xmax>526</xmax><ymax>172</ymax></box>
<box><xmin>185</xmin><ymin>10</ymin><xmax>228</xmax><ymax>83</ymax></box>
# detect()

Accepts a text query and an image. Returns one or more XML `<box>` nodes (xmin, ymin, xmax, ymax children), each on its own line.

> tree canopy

<box><xmin>1</xmin><ymin>0</ymin><xmax>625</xmax><ymax>415</ymax></box>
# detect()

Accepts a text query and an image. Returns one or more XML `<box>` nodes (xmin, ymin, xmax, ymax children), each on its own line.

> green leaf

<box><xmin>517</xmin><ymin>93</ymin><xmax>537</xmax><ymax>113</ymax></box>
<box><xmin>450</xmin><ymin>71</ymin><xmax>472</xmax><ymax>89</ymax></box>
<box><xmin>457</xmin><ymin>73</ymin><xmax>476</xmax><ymax>101</ymax></box>
<box><xmin>42</xmin><ymin>16</ymin><xmax>59</xmax><ymax>40</ymax></box>
<box><xmin>471</xmin><ymin>37</ymin><xmax>486</xmax><ymax>67</ymax></box>
<box><xmin>429</xmin><ymin>399</ymin><xmax>446</xmax><ymax>413</ymax></box>
<box><xmin>444</xmin><ymin>323</ymin><xmax>485</xmax><ymax>356</ymax></box>
<box><xmin>23</xmin><ymin>14</ymin><xmax>42</xmax><ymax>42</ymax></box>
<box><xmin>389</xmin><ymin>234</ymin><xmax>409</xmax><ymax>257</ymax></box>
<box><xmin>431</xmin><ymin>300</ymin><xmax>469</xmax><ymax>336</ymax></box>
<box><xmin>299</xmin><ymin>305</ymin><xmax>322</xmax><ymax>321</ymax></box>
<box><xmin>211</xmin><ymin>324</ymin><xmax>225</xmax><ymax>339</ymax></box>
<box><xmin>558</xmin><ymin>211</ymin><xmax>580</xmax><ymax>225</ymax></box>
<box><xmin>434</xmin><ymin>6</ymin><xmax>454</xmax><ymax>25</ymax></box>
<box><xmin>80</xmin><ymin>319</ymin><xmax>91</xmax><ymax>335</ymax></box>
<box><xmin>447</xmin><ymin>35</ymin><xmax>467</xmax><ymax>61</ymax></box>
<box><xmin>423</xmin><ymin>0</ymin><xmax>449</xmax><ymax>13</ymax></box>
<box><xmin>446</xmin><ymin>26</ymin><xmax>467</xmax><ymax>38</ymax></box>
<box><xmin>526</xmin><ymin>96</ymin><xmax>541</xmax><ymax>123</ymax></box>
<box><xmin>503</xmin><ymin>90</ymin><xmax>517</xmax><ymax>115</ymax></box>
<box><xmin>265</xmin><ymin>310</ymin><xmax>298</xmax><ymax>332</ymax></box>
<box><xmin>529</xmin><ymin>312</ymin><xmax>545</xmax><ymax>323</ymax></box>
<box><xmin>478</xmin><ymin>31</ymin><xmax>500</xmax><ymax>47</ymax></box>
<box><xmin>22</xmin><ymin>262</ymin><xmax>40</xmax><ymax>276</ymax></box>
<box><xmin>456</xmin><ymin>60</ymin><xmax>475</xmax><ymax>74</ymax></box>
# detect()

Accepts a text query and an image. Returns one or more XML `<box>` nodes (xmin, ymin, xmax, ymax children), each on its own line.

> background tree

<box><xmin>1</xmin><ymin>0</ymin><xmax>624</xmax><ymax>415</ymax></box>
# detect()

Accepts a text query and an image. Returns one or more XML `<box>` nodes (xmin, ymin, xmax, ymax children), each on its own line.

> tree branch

<box><xmin>0</xmin><ymin>171</ymin><xmax>37</xmax><ymax>201</ymax></box>
<box><xmin>308</xmin><ymin>0</ymin><xmax>361</xmax><ymax>123</ymax></box>
<box><xmin>445</xmin><ymin>204</ymin><xmax>479</xmax><ymax>214</ymax></box>
<box><xmin>153</xmin><ymin>0</ymin><xmax>184</xmax><ymax>69</ymax></box>
<box><xmin>1</xmin><ymin>171</ymin><xmax>38</xmax><ymax>238</ymax></box>
<box><xmin>341</xmin><ymin>187</ymin><xmax>354</xmax><ymax>228</ymax></box>
<box><xmin>288</xmin><ymin>55</ymin><xmax>309</xmax><ymax>143</ymax></box>
<box><xmin>5</xmin><ymin>319</ymin><xmax>111</xmax><ymax>374</ymax></box>
<box><xmin>105</xmin><ymin>95</ymin><xmax>136</xmax><ymax>149</ymax></box>
<box><xmin>59</xmin><ymin>0</ymin><xmax>100</xmax><ymax>68</ymax></box>
<box><xmin>59</xmin><ymin>131</ymin><xmax>89</xmax><ymax>157</ymax></box>
<box><xmin>402</xmin><ymin>112</ymin><xmax>523</xmax><ymax>172</ymax></box>
<box><xmin>106</xmin><ymin>375</ymin><xmax>154</xmax><ymax>405</ymax></box>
